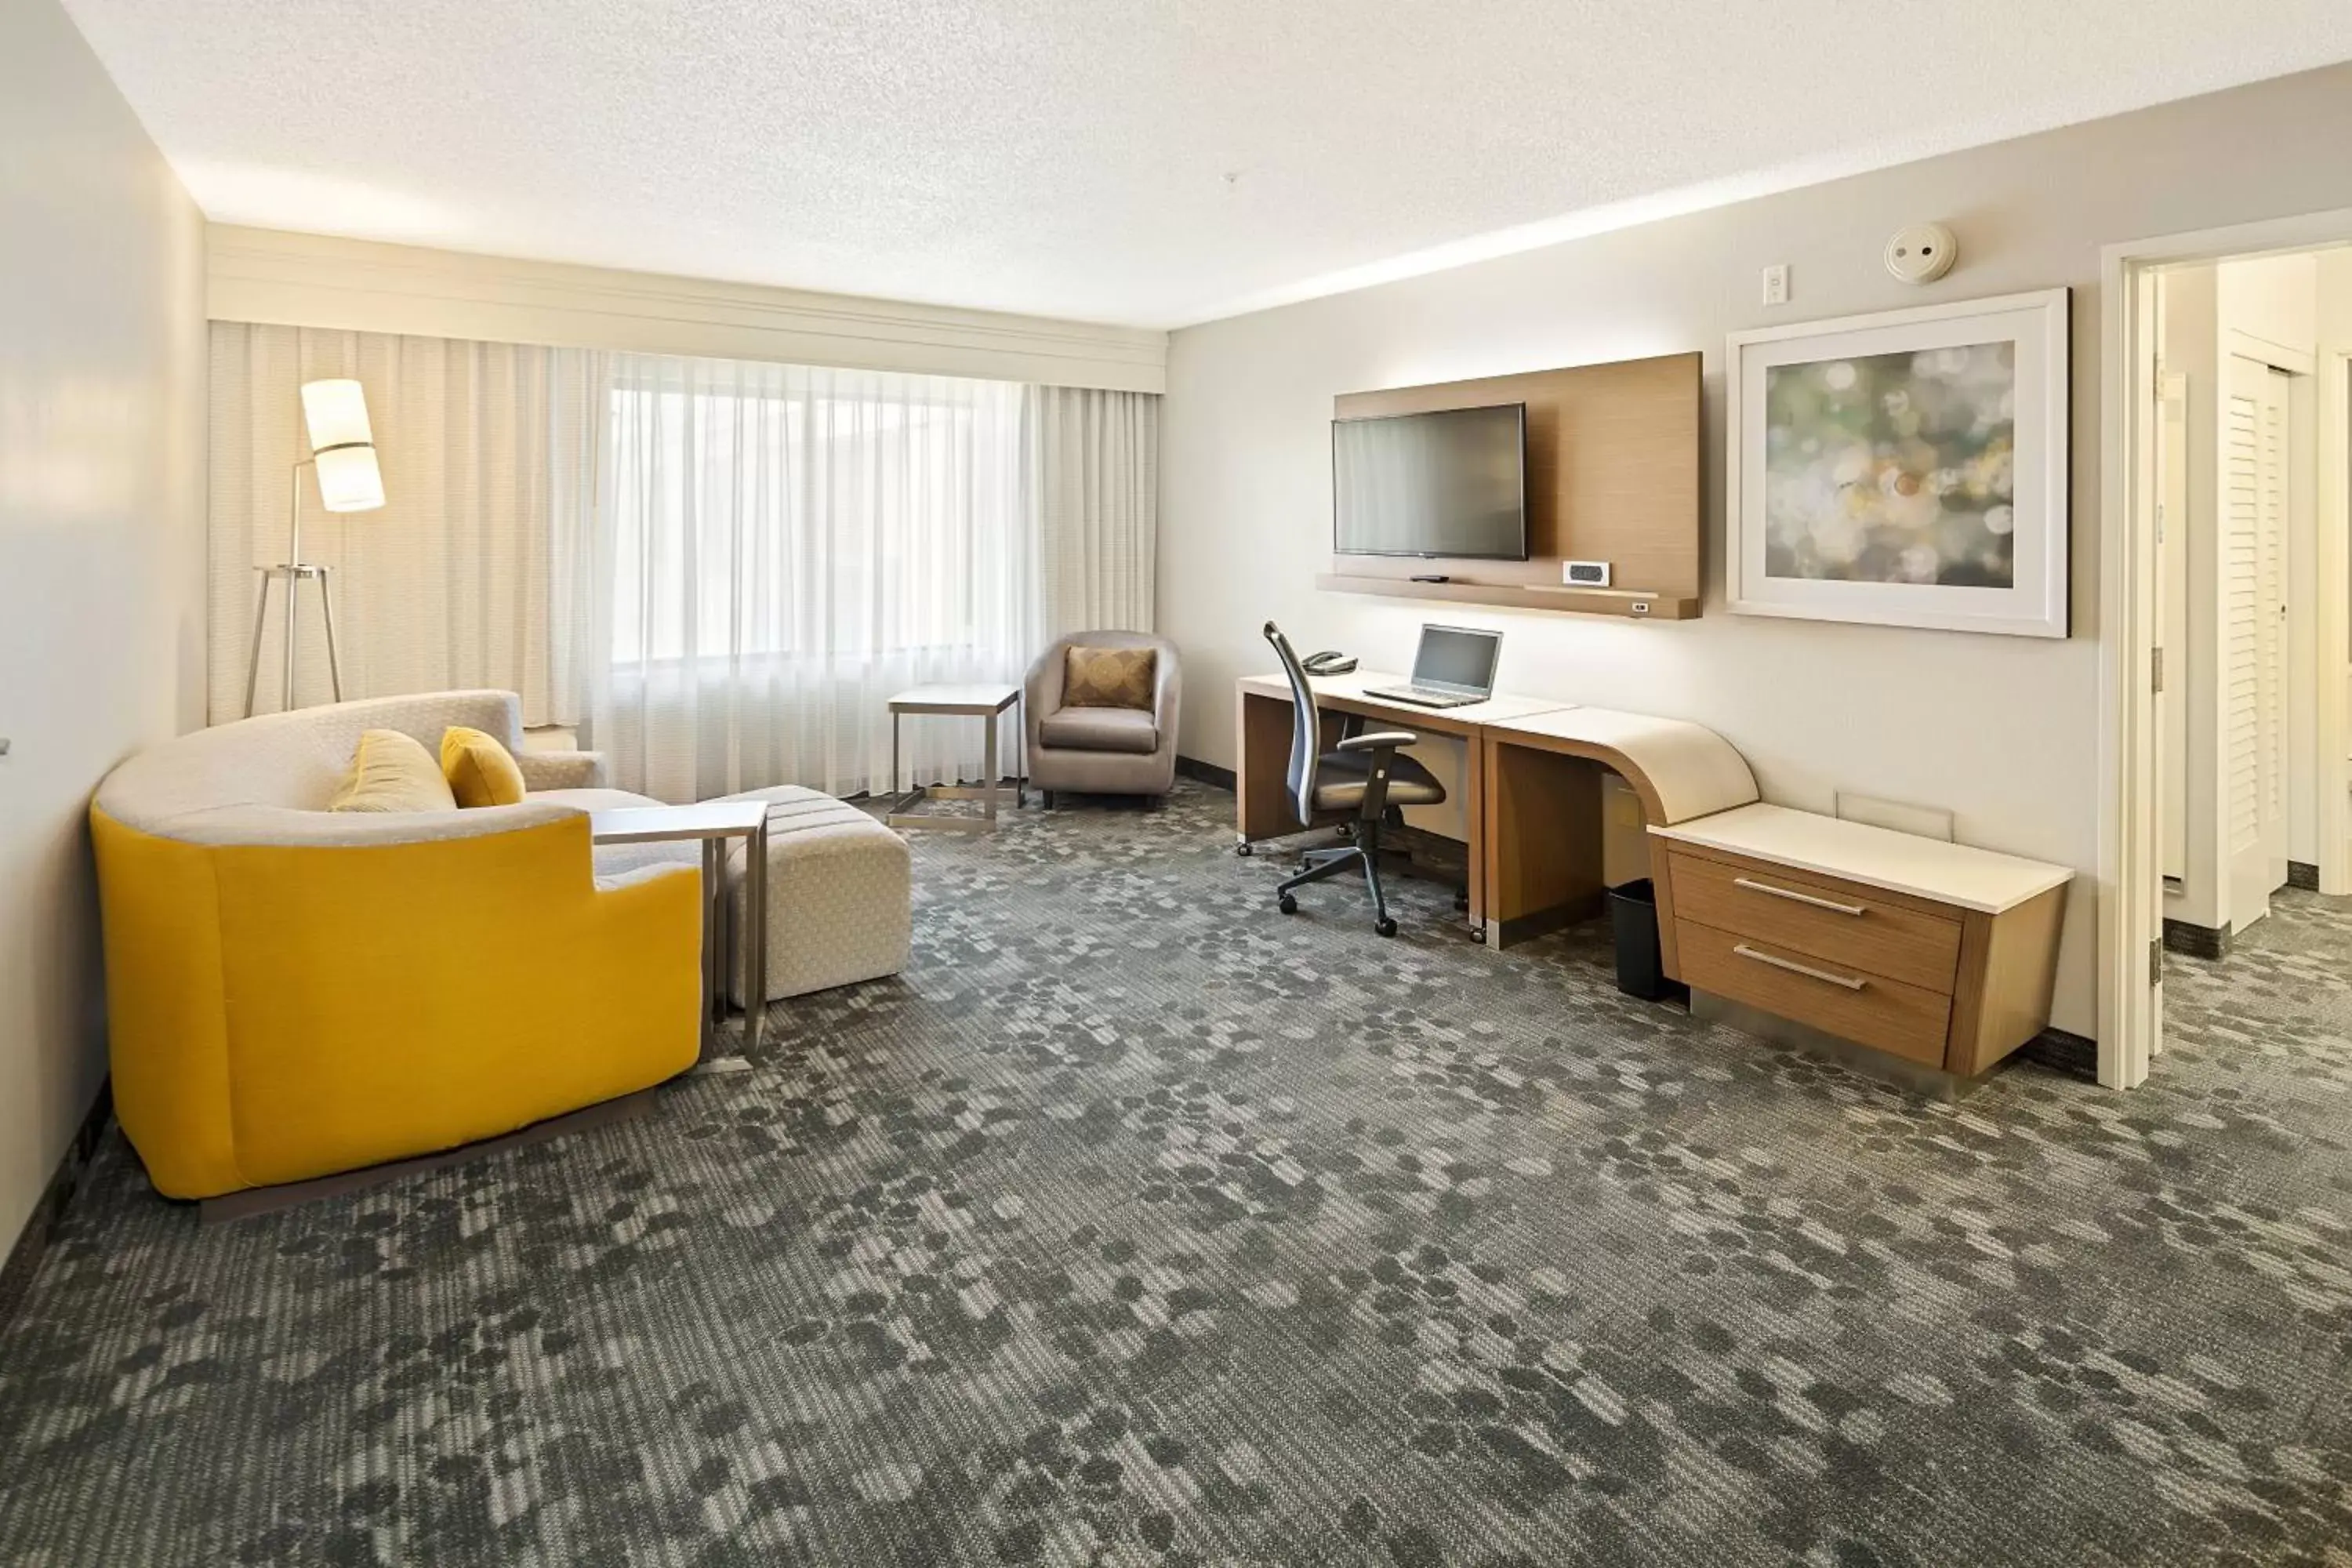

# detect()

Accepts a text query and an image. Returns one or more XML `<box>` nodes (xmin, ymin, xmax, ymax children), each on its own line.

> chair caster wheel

<box><xmin>1278</xmin><ymin>892</ymin><xmax>1298</xmax><ymax>914</ymax></box>
<box><xmin>1374</xmin><ymin>916</ymin><xmax>1398</xmax><ymax>938</ymax></box>
<box><xmin>1470</xmin><ymin>927</ymin><xmax>1486</xmax><ymax>945</ymax></box>
<box><xmin>1236</xmin><ymin>842</ymin><xmax>1254</xmax><ymax>857</ymax></box>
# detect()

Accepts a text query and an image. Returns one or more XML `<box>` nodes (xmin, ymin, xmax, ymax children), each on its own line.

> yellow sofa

<box><xmin>91</xmin><ymin>691</ymin><xmax>703</xmax><ymax>1200</ymax></box>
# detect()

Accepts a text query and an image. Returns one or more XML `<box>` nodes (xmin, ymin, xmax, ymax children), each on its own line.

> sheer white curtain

<box><xmin>586</xmin><ymin>357</ymin><xmax>1033</xmax><ymax>802</ymax></box>
<box><xmin>207</xmin><ymin>324</ymin><xmax>597</xmax><ymax>725</ymax></box>
<box><xmin>209</xmin><ymin>328</ymin><xmax>1160</xmax><ymax>799</ymax></box>
<box><xmin>1025</xmin><ymin>386</ymin><xmax>1158</xmax><ymax>633</ymax></box>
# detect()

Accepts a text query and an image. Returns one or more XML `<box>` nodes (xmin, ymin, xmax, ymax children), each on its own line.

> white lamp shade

<box><xmin>299</xmin><ymin>379</ymin><xmax>374</xmax><ymax>451</ymax></box>
<box><xmin>314</xmin><ymin>445</ymin><xmax>386</xmax><ymax>512</ymax></box>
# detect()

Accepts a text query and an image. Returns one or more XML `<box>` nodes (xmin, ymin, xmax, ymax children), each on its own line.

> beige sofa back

<box><xmin>93</xmin><ymin>690</ymin><xmax>560</xmax><ymax>848</ymax></box>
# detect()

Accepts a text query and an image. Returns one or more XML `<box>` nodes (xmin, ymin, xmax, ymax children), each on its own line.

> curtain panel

<box><xmin>207</xmin><ymin>328</ymin><xmax>1160</xmax><ymax>802</ymax></box>
<box><xmin>207</xmin><ymin>323</ymin><xmax>596</xmax><ymax>726</ymax></box>
<box><xmin>1025</xmin><ymin>385</ymin><xmax>1158</xmax><ymax>634</ymax></box>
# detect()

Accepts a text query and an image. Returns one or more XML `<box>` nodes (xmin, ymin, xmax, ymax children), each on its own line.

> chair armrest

<box><xmin>1025</xmin><ymin>641</ymin><xmax>1071</xmax><ymax>757</ymax></box>
<box><xmin>1337</xmin><ymin>730</ymin><xmax>1419</xmax><ymax>753</ymax></box>
<box><xmin>517</xmin><ymin>750</ymin><xmax>608</xmax><ymax>791</ymax></box>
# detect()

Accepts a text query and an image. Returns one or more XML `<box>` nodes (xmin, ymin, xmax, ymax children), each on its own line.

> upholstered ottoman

<box><xmin>715</xmin><ymin>786</ymin><xmax>912</xmax><ymax>1004</ymax></box>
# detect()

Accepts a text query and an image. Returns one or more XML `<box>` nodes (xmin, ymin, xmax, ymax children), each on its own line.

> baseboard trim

<box><xmin>0</xmin><ymin>1080</ymin><xmax>114</xmax><ymax>1335</ymax></box>
<box><xmin>2018</xmin><ymin>1026</ymin><xmax>2098</xmax><ymax>1083</ymax></box>
<box><xmin>1175</xmin><ymin>755</ymin><xmax>1236</xmax><ymax>792</ymax></box>
<box><xmin>2162</xmin><ymin>918</ymin><xmax>2231</xmax><ymax>961</ymax></box>
<box><xmin>2288</xmin><ymin>860</ymin><xmax>2321</xmax><ymax>891</ymax></box>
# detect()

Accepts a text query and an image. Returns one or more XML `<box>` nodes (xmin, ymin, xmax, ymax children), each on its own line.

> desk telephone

<box><xmin>1300</xmin><ymin>650</ymin><xmax>1358</xmax><ymax>676</ymax></box>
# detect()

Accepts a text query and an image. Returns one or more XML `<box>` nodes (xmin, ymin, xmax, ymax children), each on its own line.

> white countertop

<box><xmin>1650</xmin><ymin>802</ymin><xmax>2072</xmax><ymax>914</ymax></box>
<box><xmin>1236</xmin><ymin>670</ymin><xmax>1576</xmax><ymax>725</ymax></box>
<box><xmin>1486</xmin><ymin>706</ymin><xmax>1760</xmax><ymax>825</ymax></box>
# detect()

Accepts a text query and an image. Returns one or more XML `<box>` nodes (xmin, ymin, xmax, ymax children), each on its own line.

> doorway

<box><xmin>2103</xmin><ymin>215</ymin><xmax>2352</xmax><ymax>1087</ymax></box>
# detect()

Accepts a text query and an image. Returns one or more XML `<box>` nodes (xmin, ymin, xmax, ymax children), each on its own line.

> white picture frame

<box><xmin>1726</xmin><ymin>287</ymin><xmax>2071</xmax><ymax>638</ymax></box>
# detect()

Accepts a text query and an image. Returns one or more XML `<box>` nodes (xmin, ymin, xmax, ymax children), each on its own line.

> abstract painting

<box><xmin>1762</xmin><ymin>343</ymin><xmax>2016</xmax><ymax>586</ymax></box>
<box><xmin>1728</xmin><ymin>289</ymin><xmax>2069</xmax><ymax>637</ymax></box>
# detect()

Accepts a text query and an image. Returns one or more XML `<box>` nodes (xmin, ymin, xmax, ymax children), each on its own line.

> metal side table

<box><xmin>589</xmin><ymin>800</ymin><xmax>770</xmax><ymax>1056</ymax></box>
<box><xmin>886</xmin><ymin>684</ymin><xmax>1025</xmax><ymax>832</ymax></box>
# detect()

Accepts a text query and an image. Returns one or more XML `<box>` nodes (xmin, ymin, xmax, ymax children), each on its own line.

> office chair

<box><xmin>1265</xmin><ymin>621</ymin><xmax>1448</xmax><ymax>938</ymax></box>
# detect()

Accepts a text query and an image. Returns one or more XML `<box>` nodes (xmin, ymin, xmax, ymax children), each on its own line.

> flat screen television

<box><xmin>1333</xmin><ymin>402</ymin><xmax>1528</xmax><ymax>561</ymax></box>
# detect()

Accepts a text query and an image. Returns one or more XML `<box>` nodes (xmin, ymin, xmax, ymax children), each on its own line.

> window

<box><xmin>604</xmin><ymin>362</ymin><xmax>1025</xmax><ymax>667</ymax></box>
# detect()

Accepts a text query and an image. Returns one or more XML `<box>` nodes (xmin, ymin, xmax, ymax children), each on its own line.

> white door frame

<box><xmin>2323</xmin><ymin>343</ymin><xmax>2352</xmax><ymax>897</ymax></box>
<box><xmin>2100</xmin><ymin>207</ymin><xmax>2352</xmax><ymax>1089</ymax></box>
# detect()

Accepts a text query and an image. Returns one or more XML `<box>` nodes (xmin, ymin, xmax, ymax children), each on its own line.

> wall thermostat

<box><xmin>1885</xmin><ymin>223</ymin><xmax>1957</xmax><ymax>285</ymax></box>
<box><xmin>1563</xmin><ymin>560</ymin><xmax>1611</xmax><ymax>588</ymax></box>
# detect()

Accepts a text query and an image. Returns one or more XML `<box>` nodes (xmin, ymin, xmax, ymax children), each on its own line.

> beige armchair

<box><xmin>1025</xmin><ymin>631</ymin><xmax>1181</xmax><ymax>806</ymax></box>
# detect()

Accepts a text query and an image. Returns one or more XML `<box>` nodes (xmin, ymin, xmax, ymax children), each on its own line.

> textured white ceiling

<box><xmin>60</xmin><ymin>0</ymin><xmax>2352</xmax><ymax>328</ymax></box>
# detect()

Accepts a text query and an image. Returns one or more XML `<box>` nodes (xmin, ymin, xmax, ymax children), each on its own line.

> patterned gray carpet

<box><xmin>3</xmin><ymin>779</ymin><xmax>2350</xmax><ymax>1566</ymax></box>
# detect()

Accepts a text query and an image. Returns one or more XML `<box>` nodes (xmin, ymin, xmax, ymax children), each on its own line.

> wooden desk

<box><xmin>1231</xmin><ymin>672</ymin><xmax>2070</xmax><ymax>1076</ymax></box>
<box><xmin>1236</xmin><ymin>671</ymin><xmax>1575</xmax><ymax>931</ymax></box>
<box><xmin>1478</xmin><ymin>706</ymin><xmax>1759</xmax><ymax>951</ymax></box>
<box><xmin>1234</xmin><ymin>673</ymin><xmax>1752</xmax><ymax>946</ymax></box>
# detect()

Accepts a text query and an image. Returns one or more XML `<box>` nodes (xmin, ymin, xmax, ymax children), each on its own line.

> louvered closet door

<box><xmin>2224</xmin><ymin>354</ymin><xmax>2292</xmax><ymax>931</ymax></box>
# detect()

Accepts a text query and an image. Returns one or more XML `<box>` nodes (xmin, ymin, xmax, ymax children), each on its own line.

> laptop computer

<box><xmin>1363</xmin><ymin>625</ymin><xmax>1503</xmax><ymax>710</ymax></box>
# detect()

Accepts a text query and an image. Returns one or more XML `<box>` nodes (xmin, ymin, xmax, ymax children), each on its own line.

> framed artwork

<box><xmin>1726</xmin><ymin>288</ymin><xmax>2070</xmax><ymax>637</ymax></box>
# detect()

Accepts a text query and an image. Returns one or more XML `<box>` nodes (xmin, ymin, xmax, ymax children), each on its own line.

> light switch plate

<box><xmin>1762</xmin><ymin>263</ymin><xmax>1791</xmax><ymax>307</ymax></box>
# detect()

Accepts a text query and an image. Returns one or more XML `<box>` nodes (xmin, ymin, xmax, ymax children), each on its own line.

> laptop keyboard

<box><xmin>1363</xmin><ymin>684</ymin><xmax>1482</xmax><ymax>709</ymax></box>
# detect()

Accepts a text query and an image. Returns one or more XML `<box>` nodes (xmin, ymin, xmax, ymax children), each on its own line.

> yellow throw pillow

<box><xmin>440</xmin><ymin>725</ymin><xmax>528</xmax><ymax>808</ymax></box>
<box><xmin>329</xmin><ymin>729</ymin><xmax>459</xmax><ymax>814</ymax></box>
<box><xmin>1063</xmin><ymin>645</ymin><xmax>1157</xmax><ymax>711</ymax></box>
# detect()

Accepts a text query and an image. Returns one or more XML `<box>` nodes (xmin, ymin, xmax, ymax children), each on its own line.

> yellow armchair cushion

<box><xmin>330</xmin><ymin>729</ymin><xmax>459</xmax><ymax>813</ymax></box>
<box><xmin>441</xmin><ymin>725</ymin><xmax>528</xmax><ymax>808</ymax></box>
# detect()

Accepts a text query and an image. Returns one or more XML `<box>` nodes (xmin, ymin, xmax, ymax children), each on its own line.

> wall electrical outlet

<box><xmin>1762</xmin><ymin>263</ymin><xmax>1791</xmax><ymax>307</ymax></box>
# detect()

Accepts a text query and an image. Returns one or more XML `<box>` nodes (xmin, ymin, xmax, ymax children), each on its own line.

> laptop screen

<box><xmin>1412</xmin><ymin>625</ymin><xmax>1501</xmax><ymax>695</ymax></box>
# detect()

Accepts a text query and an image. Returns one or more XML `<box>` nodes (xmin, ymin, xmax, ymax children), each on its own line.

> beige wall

<box><xmin>0</xmin><ymin>0</ymin><xmax>207</xmax><ymax>1255</ymax></box>
<box><xmin>208</xmin><ymin>226</ymin><xmax>1169</xmax><ymax>394</ymax></box>
<box><xmin>1162</xmin><ymin>64</ymin><xmax>2352</xmax><ymax>1040</ymax></box>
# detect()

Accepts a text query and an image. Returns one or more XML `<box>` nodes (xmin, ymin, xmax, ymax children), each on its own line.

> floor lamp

<box><xmin>244</xmin><ymin>378</ymin><xmax>385</xmax><ymax>717</ymax></box>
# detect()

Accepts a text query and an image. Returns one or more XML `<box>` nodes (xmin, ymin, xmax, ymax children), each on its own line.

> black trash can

<box><xmin>1607</xmin><ymin>878</ymin><xmax>1670</xmax><ymax>1000</ymax></box>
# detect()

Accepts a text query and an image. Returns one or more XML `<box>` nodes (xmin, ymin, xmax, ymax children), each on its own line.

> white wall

<box><xmin>2217</xmin><ymin>252</ymin><xmax>2321</xmax><ymax>359</ymax></box>
<box><xmin>2324</xmin><ymin>249</ymin><xmax>2352</xmax><ymax>350</ymax></box>
<box><xmin>0</xmin><ymin>0</ymin><xmax>207</xmax><ymax>1256</ymax></box>
<box><xmin>209</xmin><ymin>226</ymin><xmax>1168</xmax><ymax>394</ymax></box>
<box><xmin>1162</xmin><ymin>64</ymin><xmax>2352</xmax><ymax>1040</ymax></box>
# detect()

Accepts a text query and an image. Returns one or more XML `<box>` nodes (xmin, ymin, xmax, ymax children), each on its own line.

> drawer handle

<box><xmin>1733</xmin><ymin>876</ymin><xmax>1867</xmax><ymax>917</ymax></box>
<box><xmin>1733</xmin><ymin>943</ymin><xmax>1866</xmax><ymax>991</ymax></box>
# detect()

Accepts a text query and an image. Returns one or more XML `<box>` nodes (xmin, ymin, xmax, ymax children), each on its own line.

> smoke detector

<box><xmin>1884</xmin><ymin>223</ymin><xmax>1957</xmax><ymax>285</ymax></box>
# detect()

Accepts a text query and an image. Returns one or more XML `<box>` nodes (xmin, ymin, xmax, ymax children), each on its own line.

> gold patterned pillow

<box><xmin>1063</xmin><ymin>645</ymin><xmax>1157</xmax><ymax>710</ymax></box>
